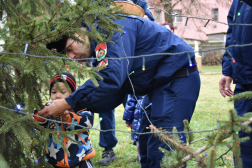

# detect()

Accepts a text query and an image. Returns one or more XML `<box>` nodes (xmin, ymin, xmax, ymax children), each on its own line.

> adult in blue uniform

<box><xmin>97</xmin><ymin>0</ymin><xmax>154</xmax><ymax>165</ymax></box>
<box><xmin>219</xmin><ymin>0</ymin><xmax>252</xmax><ymax>167</ymax></box>
<box><xmin>40</xmin><ymin>14</ymin><xmax>201</xmax><ymax>167</ymax></box>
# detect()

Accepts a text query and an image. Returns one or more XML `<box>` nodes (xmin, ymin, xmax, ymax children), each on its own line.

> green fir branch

<box><xmin>207</xmin><ymin>149</ymin><xmax>216</xmax><ymax>168</ymax></box>
<box><xmin>229</xmin><ymin>91</ymin><xmax>252</xmax><ymax>102</ymax></box>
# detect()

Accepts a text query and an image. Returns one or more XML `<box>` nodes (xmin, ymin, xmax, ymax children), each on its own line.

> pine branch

<box><xmin>189</xmin><ymin>137</ymin><xmax>207</xmax><ymax>145</ymax></box>
<box><xmin>35</xmin><ymin>8</ymin><xmax>88</xmax><ymax>43</ymax></box>
<box><xmin>181</xmin><ymin>115</ymin><xmax>252</xmax><ymax>164</ymax></box>
<box><xmin>207</xmin><ymin>149</ymin><xmax>216</xmax><ymax>168</ymax></box>
<box><xmin>242</xmin><ymin>117</ymin><xmax>252</xmax><ymax>126</ymax></box>
<box><xmin>184</xmin><ymin>119</ymin><xmax>193</xmax><ymax>144</ymax></box>
<box><xmin>181</xmin><ymin>145</ymin><xmax>208</xmax><ymax>163</ymax></box>
<box><xmin>229</xmin><ymin>91</ymin><xmax>252</xmax><ymax>102</ymax></box>
<box><xmin>149</xmin><ymin>125</ymin><xmax>202</xmax><ymax>163</ymax></box>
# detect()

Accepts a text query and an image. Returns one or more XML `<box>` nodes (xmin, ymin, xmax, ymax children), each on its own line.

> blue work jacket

<box><xmin>65</xmin><ymin>15</ymin><xmax>196</xmax><ymax>112</ymax></box>
<box><xmin>222</xmin><ymin>0</ymin><xmax>252</xmax><ymax>84</ymax></box>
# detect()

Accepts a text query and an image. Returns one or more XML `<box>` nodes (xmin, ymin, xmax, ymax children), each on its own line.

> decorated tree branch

<box><xmin>0</xmin><ymin>0</ymin><xmax>127</xmax><ymax>167</ymax></box>
<box><xmin>151</xmin><ymin>108</ymin><xmax>252</xmax><ymax>168</ymax></box>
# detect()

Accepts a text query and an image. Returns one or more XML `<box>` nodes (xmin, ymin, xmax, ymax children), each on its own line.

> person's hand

<box><xmin>126</xmin><ymin>123</ymin><xmax>132</xmax><ymax>127</ymax></box>
<box><xmin>61</xmin><ymin>110</ymin><xmax>70</xmax><ymax>122</ymax></box>
<box><xmin>38</xmin><ymin>99</ymin><xmax>71</xmax><ymax>118</ymax></box>
<box><xmin>219</xmin><ymin>75</ymin><xmax>234</xmax><ymax>97</ymax></box>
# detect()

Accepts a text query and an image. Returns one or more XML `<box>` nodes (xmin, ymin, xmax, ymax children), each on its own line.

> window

<box><xmin>212</xmin><ymin>8</ymin><xmax>218</xmax><ymax>21</ymax></box>
<box><xmin>173</xmin><ymin>10</ymin><xmax>182</xmax><ymax>23</ymax></box>
<box><xmin>155</xmin><ymin>10</ymin><xmax>161</xmax><ymax>24</ymax></box>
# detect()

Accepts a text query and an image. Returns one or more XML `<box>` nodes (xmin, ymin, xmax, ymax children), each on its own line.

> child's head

<box><xmin>49</xmin><ymin>72</ymin><xmax>76</xmax><ymax>101</ymax></box>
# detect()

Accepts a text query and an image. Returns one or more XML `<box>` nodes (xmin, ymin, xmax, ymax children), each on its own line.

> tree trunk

<box><xmin>162</xmin><ymin>0</ymin><xmax>173</xmax><ymax>23</ymax></box>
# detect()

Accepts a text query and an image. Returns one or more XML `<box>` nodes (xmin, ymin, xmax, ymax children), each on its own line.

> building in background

<box><xmin>148</xmin><ymin>0</ymin><xmax>231</xmax><ymax>64</ymax></box>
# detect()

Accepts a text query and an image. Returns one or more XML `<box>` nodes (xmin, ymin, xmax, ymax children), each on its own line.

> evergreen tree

<box><xmin>155</xmin><ymin>99</ymin><xmax>252</xmax><ymax>168</ymax></box>
<box><xmin>1</xmin><ymin>0</ymin><xmax>251</xmax><ymax>167</ymax></box>
<box><xmin>0</xmin><ymin>0</ymin><xmax>127</xmax><ymax>167</ymax></box>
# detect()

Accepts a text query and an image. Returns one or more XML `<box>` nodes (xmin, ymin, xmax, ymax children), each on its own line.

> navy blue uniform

<box><xmin>138</xmin><ymin>95</ymin><xmax>151</xmax><ymax>168</ymax></box>
<box><xmin>98</xmin><ymin>110</ymin><xmax>118</xmax><ymax>150</ymax></box>
<box><xmin>97</xmin><ymin>0</ymin><xmax>153</xmax><ymax>153</ymax></box>
<box><xmin>65</xmin><ymin>15</ymin><xmax>200</xmax><ymax>167</ymax></box>
<box><xmin>222</xmin><ymin>1</ymin><xmax>252</xmax><ymax>167</ymax></box>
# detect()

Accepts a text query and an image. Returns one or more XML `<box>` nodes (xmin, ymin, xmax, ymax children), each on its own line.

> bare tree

<box><xmin>148</xmin><ymin>0</ymin><xmax>232</xmax><ymax>24</ymax></box>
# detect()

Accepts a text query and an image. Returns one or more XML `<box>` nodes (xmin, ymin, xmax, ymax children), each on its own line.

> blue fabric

<box><xmin>138</xmin><ymin>72</ymin><xmax>200</xmax><ymax>168</ymax></box>
<box><xmin>91</xmin><ymin>52</ymin><xmax>118</xmax><ymax>150</ymax></box>
<box><xmin>123</xmin><ymin>94</ymin><xmax>148</xmax><ymax>142</ymax></box>
<box><xmin>138</xmin><ymin>96</ymin><xmax>151</xmax><ymax>168</ymax></box>
<box><xmin>91</xmin><ymin>56</ymin><xmax>118</xmax><ymax>150</ymax></box>
<box><xmin>233</xmin><ymin>84</ymin><xmax>252</xmax><ymax>168</ymax></box>
<box><xmin>65</xmin><ymin>15</ymin><xmax>197</xmax><ymax>112</ymax></box>
<box><xmin>222</xmin><ymin>0</ymin><xmax>252</xmax><ymax>84</ymax></box>
<box><xmin>146</xmin><ymin>71</ymin><xmax>200</xmax><ymax>168</ymax></box>
<box><xmin>222</xmin><ymin>1</ymin><xmax>235</xmax><ymax>77</ymax></box>
<box><xmin>122</xmin><ymin>94</ymin><xmax>128</xmax><ymax>107</ymax></box>
<box><xmin>98</xmin><ymin>109</ymin><xmax>118</xmax><ymax>149</ymax></box>
<box><xmin>123</xmin><ymin>94</ymin><xmax>137</xmax><ymax>122</ymax></box>
<box><xmin>222</xmin><ymin>1</ymin><xmax>252</xmax><ymax>167</ymax></box>
<box><xmin>243</xmin><ymin>0</ymin><xmax>252</xmax><ymax>7</ymax></box>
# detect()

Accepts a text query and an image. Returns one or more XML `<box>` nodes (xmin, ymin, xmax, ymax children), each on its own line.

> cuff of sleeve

<box><xmin>125</xmin><ymin>120</ymin><xmax>132</xmax><ymax>124</ymax></box>
<box><xmin>33</xmin><ymin>111</ymin><xmax>46</xmax><ymax>122</ymax></box>
<box><xmin>65</xmin><ymin>97</ymin><xmax>76</xmax><ymax>110</ymax></box>
<box><xmin>222</xmin><ymin>72</ymin><xmax>232</xmax><ymax>77</ymax></box>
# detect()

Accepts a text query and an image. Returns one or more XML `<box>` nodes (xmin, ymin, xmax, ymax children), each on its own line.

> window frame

<box><xmin>212</xmin><ymin>8</ymin><xmax>218</xmax><ymax>22</ymax></box>
<box><xmin>173</xmin><ymin>9</ymin><xmax>182</xmax><ymax>23</ymax></box>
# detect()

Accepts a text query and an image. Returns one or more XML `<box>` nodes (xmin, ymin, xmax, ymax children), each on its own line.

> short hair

<box><xmin>46</xmin><ymin>23</ymin><xmax>88</xmax><ymax>53</ymax></box>
<box><xmin>160</xmin><ymin>22</ymin><xmax>174</xmax><ymax>33</ymax></box>
<box><xmin>46</xmin><ymin>35</ymin><xmax>68</xmax><ymax>54</ymax></box>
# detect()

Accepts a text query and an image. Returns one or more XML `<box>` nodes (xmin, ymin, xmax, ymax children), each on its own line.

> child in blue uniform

<box><xmin>34</xmin><ymin>72</ymin><xmax>95</xmax><ymax>168</ymax></box>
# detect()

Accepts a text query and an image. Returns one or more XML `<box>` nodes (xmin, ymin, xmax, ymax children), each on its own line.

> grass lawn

<box><xmin>89</xmin><ymin>65</ymin><xmax>236</xmax><ymax>168</ymax></box>
<box><xmin>201</xmin><ymin>66</ymin><xmax>222</xmax><ymax>73</ymax></box>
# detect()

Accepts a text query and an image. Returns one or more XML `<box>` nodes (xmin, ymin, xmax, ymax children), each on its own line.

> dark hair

<box><xmin>160</xmin><ymin>22</ymin><xmax>174</xmax><ymax>33</ymax></box>
<box><xmin>46</xmin><ymin>35</ymin><xmax>68</xmax><ymax>54</ymax></box>
<box><xmin>46</xmin><ymin>22</ymin><xmax>88</xmax><ymax>53</ymax></box>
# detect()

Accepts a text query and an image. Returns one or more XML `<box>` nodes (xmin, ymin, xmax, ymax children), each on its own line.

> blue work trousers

<box><xmin>139</xmin><ymin>71</ymin><xmax>200</xmax><ymax>168</ymax></box>
<box><xmin>234</xmin><ymin>84</ymin><xmax>252</xmax><ymax>168</ymax></box>
<box><xmin>98</xmin><ymin>110</ymin><xmax>118</xmax><ymax>149</ymax></box>
<box><xmin>138</xmin><ymin>106</ymin><xmax>151</xmax><ymax>168</ymax></box>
